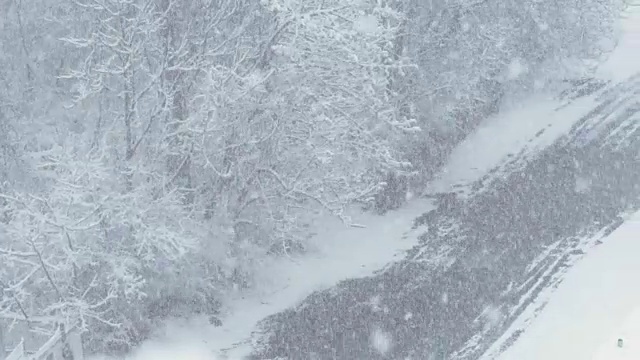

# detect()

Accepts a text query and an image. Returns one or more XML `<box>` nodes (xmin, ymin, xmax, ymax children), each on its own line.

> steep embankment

<box><xmin>245</xmin><ymin>72</ymin><xmax>640</xmax><ymax>359</ymax></box>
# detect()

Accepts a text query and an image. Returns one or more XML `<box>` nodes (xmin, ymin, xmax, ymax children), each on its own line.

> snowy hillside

<box><xmin>249</xmin><ymin>79</ymin><xmax>638</xmax><ymax>359</ymax></box>
<box><xmin>96</xmin><ymin>8</ymin><xmax>640</xmax><ymax>359</ymax></box>
<box><xmin>91</xmin><ymin>68</ymin><xmax>639</xmax><ymax>359</ymax></box>
<box><xmin>481</xmin><ymin>212</ymin><xmax>640</xmax><ymax>360</ymax></box>
<box><xmin>479</xmin><ymin>5</ymin><xmax>640</xmax><ymax>360</ymax></box>
<box><xmin>109</xmin><ymin>200</ymin><xmax>436</xmax><ymax>360</ymax></box>
<box><xmin>0</xmin><ymin>0</ymin><xmax>631</xmax><ymax>359</ymax></box>
<box><xmin>242</xmin><ymin>9</ymin><xmax>640</xmax><ymax>360</ymax></box>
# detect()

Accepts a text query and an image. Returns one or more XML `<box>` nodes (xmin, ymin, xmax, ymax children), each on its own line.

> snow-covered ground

<box><xmin>205</xmin><ymin>200</ymin><xmax>436</xmax><ymax>359</ymax></box>
<box><xmin>481</xmin><ymin>5</ymin><xmax>640</xmax><ymax>360</ymax></box>
<box><xmin>481</xmin><ymin>211</ymin><xmax>640</xmax><ymax>360</ymax></box>
<box><xmin>427</xmin><ymin>92</ymin><xmax>597</xmax><ymax>197</ymax></box>
<box><xmin>431</xmin><ymin>1</ymin><xmax>640</xmax><ymax>199</ymax></box>
<box><xmin>91</xmin><ymin>199</ymin><xmax>435</xmax><ymax>360</ymax></box>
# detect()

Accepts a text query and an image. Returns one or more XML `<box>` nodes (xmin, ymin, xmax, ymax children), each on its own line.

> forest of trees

<box><xmin>0</xmin><ymin>0</ymin><xmax>622</xmax><ymax>354</ymax></box>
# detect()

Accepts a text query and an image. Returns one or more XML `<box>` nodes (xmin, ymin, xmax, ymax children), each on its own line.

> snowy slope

<box><xmin>90</xmin><ymin>199</ymin><xmax>434</xmax><ymax>360</ymax></box>
<box><xmin>90</xmin><ymin>5</ymin><xmax>640</xmax><ymax>360</ymax></box>
<box><xmin>238</xmin><ymin>19</ymin><xmax>637</xmax><ymax>357</ymax></box>
<box><xmin>98</xmin><ymin>77</ymin><xmax>601</xmax><ymax>360</ymax></box>
<box><xmin>430</xmin><ymin>1</ymin><xmax>640</xmax><ymax>199</ymax></box>
<box><xmin>593</xmin><ymin>306</ymin><xmax>640</xmax><ymax>360</ymax></box>
<box><xmin>480</xmin><ymin>5</ymin><xmax>640</xmax><ymax>360</ymax></box>
<box><xmin>206</xmin><ymin>200</ymin><xmax>435</xmax><ymax>359</ymax></box>
<box><xmin>427</xmin><ymin>92</ymin><xmax>598</xmax><ymax>197</ymax></box>
<box><xmin>97</xmin><ymin>91</ymin><xmax>602</xmax><ymax>360</ymax></box>
<box><xmin>481</xmin><ymin>212</ymin><xmax>640</xmax><ymax>360</ymax></box>
<box><xmin>248</xmin><ymin>75</ymin><xmax>623</xmax><ymax>359</ymax></box>
<box><xmin>597</xmin><ymin>3</ymin><xmax>640</xmax><ymax>82</ymax></box>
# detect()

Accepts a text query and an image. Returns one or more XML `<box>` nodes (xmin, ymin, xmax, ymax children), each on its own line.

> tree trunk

<box><xmin>162</xmin><ymin>0</ymin><xmax>194</xmax><ymax>205</ymax></box>
<box><xmin>0</xmin><ymin>320</ymin><xmax>6</xmax><ymax>360</ymax></box>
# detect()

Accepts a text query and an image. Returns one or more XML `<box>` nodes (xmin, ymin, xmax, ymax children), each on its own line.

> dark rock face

<box><xmin>248</xmin><ymin>76</ymin><xmax>640</xmax><ymax>360</ymax></box>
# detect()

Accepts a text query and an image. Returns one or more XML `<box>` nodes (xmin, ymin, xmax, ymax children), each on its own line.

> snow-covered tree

<box><xmin>0</xmin><ymin>0</ymin><xmax>241</xmax><ymax>352</ymax></box>
<box><xmin>395</xmin><ymin>0</ymin><xmax>623</xmax><ymax>184</ymax></box>
<box><xmin>186</xmin><ymin>0</ymin><xmax>421</xmax><ymax>245</ymax></box>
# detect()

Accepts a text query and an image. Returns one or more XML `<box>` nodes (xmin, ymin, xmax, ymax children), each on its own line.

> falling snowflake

<box><xmin>353</xmin><ymin>15</ymin><xmax>380</xmax><ymax>34</ymax></box>
<box><xmin>506</xmin><ymin>58</ymin><xmax>528</xmax><ymax>80</ymax></box>
<box><xmin>575</xmin><ymin>176</ymin><xmax>591</xmax><ymax>193</ymax></box>
<box><xmin>370</xmin><ymin>327</ymin><xmax>393</xmax><ymax>355</ymax></box>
